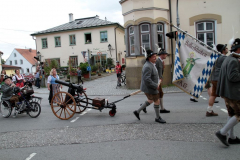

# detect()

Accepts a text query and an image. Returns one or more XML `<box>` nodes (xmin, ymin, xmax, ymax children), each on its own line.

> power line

<box><xmin>0</xmin><ymin>28</ymin><xmax>37</xmax><ymax>32</ymax></box>
<box><xmin>0</xmin><ymin>40</ymin><xmax>31</xmax><ymax>48</ymax></box>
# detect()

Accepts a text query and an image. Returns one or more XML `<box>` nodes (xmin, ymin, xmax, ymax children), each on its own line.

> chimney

<box><xmin>69</xmin><ymin>13</ymin><xmax>73</xmax><ymax>22</ymax></box>
<box><xmin>29</xmin><ymin>48</ymin><xmax>32</xmax><ymax>52</ymax></box>
<box><xmin>96</xmin><ymin>15</ymin><xmax>99</xmax><ymax>19</ymax></box>
<box><xmin>105</xmin><ymin>17</ymin><xmax>107</xmax><ymax>21</ymax></box>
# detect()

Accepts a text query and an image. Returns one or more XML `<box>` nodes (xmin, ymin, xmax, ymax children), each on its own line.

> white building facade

<box><xmin>5</xmin><ymin>48</ymin><xmax>37</xmax><ymax>74</ymax></box>
<box><xmin>31</xmin><ymin>15</ymin><xmax>126</xmax><ymax>68</ymax></box>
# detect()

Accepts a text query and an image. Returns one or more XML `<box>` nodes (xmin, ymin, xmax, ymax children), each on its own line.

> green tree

<box><xmin>1</xmin><ymin>59</ymin><xmax>5</xmax><ymax>64</ymax></box>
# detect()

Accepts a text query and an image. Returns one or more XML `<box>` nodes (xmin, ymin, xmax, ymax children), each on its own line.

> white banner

<box><xmin>173</xmin><ymin>32</ymin><xmax>219</xmax><ymax>98</ymax></box>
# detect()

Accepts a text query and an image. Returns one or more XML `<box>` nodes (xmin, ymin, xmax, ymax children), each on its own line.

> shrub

<box><xmin>67</xmin><ymin>75</ymin><xmax>70</xmax><ymax>79</ymax></box>
<box><xmin>91</xmin><ymin>65</ymin><xmax>98</xmax><ymax>72</ymax></box>
<box><xmin>79</xmin><ymin>62</ymin><xmax>89</xmax><ymax>74</ymax></box>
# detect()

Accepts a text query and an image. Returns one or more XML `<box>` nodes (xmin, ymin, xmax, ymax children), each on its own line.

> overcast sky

<box><xmin>0</xmin><ymin>0</ymin><xmax>123</xmax><ymax>60</ymax></box>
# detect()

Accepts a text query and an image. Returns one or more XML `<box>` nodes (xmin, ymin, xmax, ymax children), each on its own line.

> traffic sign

<box><xmin>87</xmin><ymin>66</ymin><xmax>91</xmax><ymax>71</ymax></box>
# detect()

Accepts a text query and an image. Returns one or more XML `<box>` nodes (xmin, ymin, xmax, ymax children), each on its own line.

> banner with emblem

<box><xmin>172</xmin><ymin>31</ymin><xmax>219</xmax><ymax>99</ymax></box>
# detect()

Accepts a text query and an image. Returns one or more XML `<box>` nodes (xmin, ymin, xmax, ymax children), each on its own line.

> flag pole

<box><xmin>171</xmin><ymin>24</ymin><xmax>221</xmax><ymax>54</ymax></box>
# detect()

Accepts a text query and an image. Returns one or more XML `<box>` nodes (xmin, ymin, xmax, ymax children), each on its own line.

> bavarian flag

<box><xmin>172</xmin><ymin>31</ymin><xmax>219</xmax><ymax>99</ymax></box>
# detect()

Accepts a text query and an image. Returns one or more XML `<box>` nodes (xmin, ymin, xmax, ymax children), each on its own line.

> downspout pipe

<box><xmin>176</xmin><ymin>0</ymin><xmax>180</xmax><ymax>27</ymax></box>
<box><xmin>168</xmin><ymin>0</ymin><xmax>174</xmax><ymax>83</ymax></box>
<box><xmin>32</xmin><ymin>36</ymin><xmax>38</xmax><ymax>71</ymax></box>
<box><xmin>114</xmin><ymin>24</ymin><xmax>120</xmax><ymax>62</ymax></box>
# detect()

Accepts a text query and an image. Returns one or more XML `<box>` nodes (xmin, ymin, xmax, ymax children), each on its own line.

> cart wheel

<box><xmin>109</xmin><ymin>110</ymin><xmax>116</xmax><ymax>117</ymax></box>
<box><xmin>75</xmin><ymin>92</ymin><xmax>88</xmax><ymax>113</ymax></box>
<box><xmin>51</xmin><ymin>91</ymin><xmax>76</xmax><ymax>120</ymax></box>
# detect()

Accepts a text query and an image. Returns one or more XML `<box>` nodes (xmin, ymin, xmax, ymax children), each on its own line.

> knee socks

<box><xmin>137</xmin><ymin>101</ymin><xmax>150</xmax><ymax>113</ymax></box>
<box><xmin>227</xmin><ymin>116</ymin><xmax>236</xmax><ymax>139</ymax></box>
<box><xmin>154</xmin><ymin>104</ymin><xmax>160</xmax><ymax>119</ymax></box>
<box><xmin>220</xmin><ymin>116</ymin><xmax>239</xmax><ymax>136</ymax></box>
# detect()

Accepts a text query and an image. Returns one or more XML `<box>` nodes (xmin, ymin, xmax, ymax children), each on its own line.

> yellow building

<box><xmin>120</xmin><ymin>0</ymin><xmax>240</xmax><ymax>89</ymax></box>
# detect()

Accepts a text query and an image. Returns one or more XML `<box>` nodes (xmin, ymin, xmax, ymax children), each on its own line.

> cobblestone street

<box><xmin>35</xmin><ymin>73</ymin><xmax>183</xmax><ymax>96</ymax></box>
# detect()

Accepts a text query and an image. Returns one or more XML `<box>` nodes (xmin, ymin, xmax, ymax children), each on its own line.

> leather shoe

<box><xmin>190</xmin><ymin>98</ymin><xmax>198</xmax><ymax>102</ymax></box>
<box><xmin>215</xmin><ymin>131</ymin><xmax>229</xmax><ymax>146</ymax></box>
<box><xmin>228</xmin><ymin>136</ymin><xmax>240</xmax><ymax>144</ymax></box>
<box><xmin>160</xmin><ymin>109</ymin><xmax>170</xmax><ymax>113</ymax></box>
<box><xmin>133</xmin><ymin>111</ymin><xmax>140</xmax><ymax>120</ymax></box>
<box><xmin>206</xmin><ymin>111</ymin><xmax>218</xmax><ymax>117</ymax></box>
<box><xmin>214</xmin><ymin>101</ymin><xmax>219</xmax><ymax>103</ymax></box>
<box><xmin>155</xmin><ymin>117</ymin><xmax>166</xmax><ymax>123</ymax></box>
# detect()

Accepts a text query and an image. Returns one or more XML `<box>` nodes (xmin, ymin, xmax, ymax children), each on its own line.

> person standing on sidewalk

<box><xmin>35</xmin><ymin>70</ymin><xmax>40</xmax><ymax>89</ymax></box>
<box><xmin>133</xmin><ymin>50</ymin><xmax>166</xmax><ymax>123</ymax></box>
<box><xmin>77</xmin><ymin>67</ymin><xmax>83</xmax><ymax>85</ymax></box>
<box><xmin>115</xmin><ymin>61</ymin><xmax>122</xmax><ymax>86</ymax></box>
<box><xmin>206</xmin><ymin>44</ymin><xmax>228</xmax><ymax>117</ymax></box>
<box><xmin>215</xmin><ymin>38</ymin><xmax>240</xmax><ymax>146</ymax></box>
<box><xmin>47</xmin><ymin>68</ymin><xmax>62</xmax><ymax>105</ymax></box>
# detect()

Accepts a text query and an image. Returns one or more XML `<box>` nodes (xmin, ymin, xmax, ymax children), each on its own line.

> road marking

<box><xmin>221</xmin><ymin>109</ymin><xmax>228</xmax><ymax>113</ymax></box>
<box><xmin>26</xmin><ymin>153</ymin><xmax>36</xmax><ymax>160</ymax></box>
<box><xmin>202</xmin><ymin>98</ymin><xmax>207</xmax><ymax>100</ymax></box>
<box><xmin>87</xmin><ymin>109</ymin><xmax>92</xmax><ymax>111</ymax></box>
<box><xmin>70</xmin><ymin>117</ymin><xmax>79</xmax><ymax>123</ymax></box>
<box><xmin>200</xmin><ymin>95</ymin><xmax>203</xmax><ymax>97</ymax></box>
<box><xmin>80</xmin><ymin>111</ymin><xmax>87</xmax><ymax>116</ymax></box>
<box><xmin>215</xmin><ymin>106</ymin><xmax>220</xmax><ymax>108</ymax></box>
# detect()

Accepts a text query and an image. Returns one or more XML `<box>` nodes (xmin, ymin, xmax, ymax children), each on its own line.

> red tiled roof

<box><xmin>15</xmin><ymin>48</ymin><xmax>37</xmax><ymax>65</ymax></box>
<box><xmin>2</xmin><ymin>64</ymin><xmax>21</xmax><ymax>69</ymax></box>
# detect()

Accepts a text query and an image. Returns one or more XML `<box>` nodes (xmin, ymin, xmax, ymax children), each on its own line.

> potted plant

<box><xmin>80</xmin><ymin>62</ymin><xmax>89</xmax><ymax>78</ymax></box>
<box><xmin>122</xmin><ymin>64</ymin><xmax>126</xmax><ymax>70</ymax></box>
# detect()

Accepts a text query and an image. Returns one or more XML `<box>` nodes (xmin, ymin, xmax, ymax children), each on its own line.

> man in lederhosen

<box><xmin>215</xmin><ymin>38</ymin><xmax>240</xmax><ymax>146</ymax></box>
<box><xmin>142</xmin><ymin>49</ymin><xmax>170</xmax><ymax>114</ymax></box>
<box><xmin>133</xmin><ymin>50</ymin><xmax>166</xmax><ymax>123</ymax></box>
<box><xmin>207</xmin><ymin>44</ymin><xmax>228</xmax><ymax>117</ymax></box>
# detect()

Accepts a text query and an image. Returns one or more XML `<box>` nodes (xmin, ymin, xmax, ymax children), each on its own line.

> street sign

<box><xmin>87</xmin><ymin>66</ymin><xmax>91</xmax><ymax>71</ymax></box>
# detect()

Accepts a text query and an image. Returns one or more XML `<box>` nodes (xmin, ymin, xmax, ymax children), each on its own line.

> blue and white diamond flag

<box><xmin>173</xmin><ymin>31</ymin><xmax>219</xmax><ymax>99</ymax></box>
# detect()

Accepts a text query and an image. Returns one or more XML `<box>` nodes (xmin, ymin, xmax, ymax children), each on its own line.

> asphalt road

<box><xmin>0</xmin><ymin>91</ymin><xmax>239</xmax><ymax>160</ymax></box>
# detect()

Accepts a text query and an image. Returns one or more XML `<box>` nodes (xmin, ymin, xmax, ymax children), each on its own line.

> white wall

<box><xmin>35</xmin><ymin>25</ymin><xmax>125</xmax><ymax>67</ymax></box>
<box><xmin>5</xmin><ymin>49</ymin><xmax>35</xmax><ymax>74</ymax></box>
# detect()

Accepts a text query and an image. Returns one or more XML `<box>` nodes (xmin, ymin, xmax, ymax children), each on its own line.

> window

<box><xmin>157</xmin><ymin>23</ymin><xmax>165</xmax><ymax>49</ymax></box>
<box><xmin>129</xmin><ymin>26</ymin><xmax>134</xmax><ymax>55</ymax></box>
<box><xmin>93</xmin><ymin>54</ymin><xmax>107</xmax><ymax>66</ymax></box>
<box><xmin>69</xmin><ymin>56</ymin><xmax>78</xmax><ymax>68</ymax></box>
<box><xmin>10</xmin><ymin>61</ymin><xmax>12</xmax><ymax>65</ymax></box>
<box><xmin>15</xmin><ymin>60</ymin><xmax>17</xmax><ymax>65</ymax></box>
<box><xmin>55</xmin><ymin>36</ymin><xmax>61</xmax><ymax>47</ymax></box>
<box><xmin>26</xmin><ymin>68</ymin><xmax>29</xmax><ymax>73</ymax></box>
<box><xmin>140</xmin><ymin>24</ymin><xmax>151</xmax><ymax>53</ymax></box>
<box><xmin>20</xmin><ymin>59</ymin><xmax>23</xmax><ymax>64</ymax></box>
<box><xmin>85</xmin><ymin>33</ymin><xmax>92</xmax><ymax>44</ymax></box>
<box><xmin>69</xmin><ymin>35</ymin><xmax>76</xmax><ymax>45</ymax></box>
<box><xmin>42</xmin><ymin>38</ymin><xmax>48</xmax><ymax>48</ymax></box>
<box><xmin>196</xmin><ymin>21</ymin><xmax>215</xmax><ymax>47</ymax></box>
<box><xmin>14</xmin><ymin>53</ymin><xmax>16</xmax><ymax>57</ymax></box>
<box><xmin>100</xmin><ymin>31</ymin><xmax>108</xmax><ymax>42</ymax></box>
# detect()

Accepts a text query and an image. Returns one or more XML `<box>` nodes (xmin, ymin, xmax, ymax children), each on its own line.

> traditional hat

<box><xmin>231</xmin><ymin>38</ymin><xmax>240</xmax><ymax>51</ymax></box>
<box><xmin>3</xmin><ymin>75</ymin><xmax>12</xmax><ymax>81</ymax></box>
<box><xmin>158</xmin><ymin>49</ymin><xmax>168</xmax><ymax>55</ymax></box>
<box><xmin>216</xmin><ymin>44</ymin><xmax>227</xmax><ymax>53</ymax></box>
<box><xmin>146</xmin><ymin>50</ymin><xmax>157</xmax><ymax>59</ymax></box>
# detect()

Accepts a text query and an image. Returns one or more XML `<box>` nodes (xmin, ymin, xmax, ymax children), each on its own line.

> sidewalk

<box><xmin>33</xmin><ymin>74</ymin><xmax>183</xmax><ymax>96</ymax></box>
